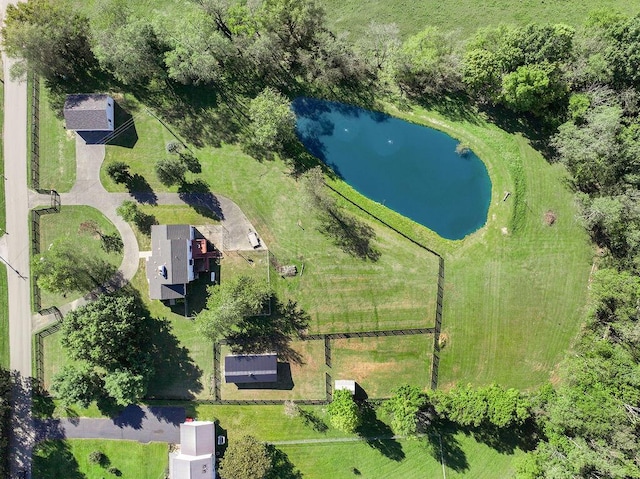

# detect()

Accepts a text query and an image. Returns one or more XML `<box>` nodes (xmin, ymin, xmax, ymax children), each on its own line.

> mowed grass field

<box><xmin>191</xmin><ymin>404</ymin><xmax>522</xmax><ymax>478</ymax></box>
<box><xmin>279</xmin><ymin>435</ymin><xmax>522</xmax><ymax>479</ymax></box>
<box><xmin>99</xmin><ymin>96</ymin><xmax>440</xmax><ymax>335</ymax></box>
<box><xmin>36</xmin><ymin>205</ymin><xmax>123</xmax><ymax>309</ymax></box>
<box><xmin>33</xmin><ymin>439</ymin><xmax>168</xmax><ymax>479</ymax></box>
<box><xmin>322</xmin><ymin>0</ymin><xmax>640</xmax><ymax>39</ymax></box>
<box><xmin>382</xmin><ymin>105</ymin><xmax>593</xmax><ymax>389</ymax></box>
<box><xmin>332</xmin><ymin>335</ymin><xmax>432</xmax><ymax>397</ymax></box>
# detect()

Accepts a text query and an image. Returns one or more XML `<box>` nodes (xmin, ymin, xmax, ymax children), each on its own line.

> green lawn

<box><xmin>0</xmin><ymin>59</ymin><xmax>8</xmax><ymax>367</ymax></box>
<box><xmin>321</xmin><ymin>0</ymin><xmax>640</xmax><ymax>40</ymax></box>
<box><xmin>130</xmin><ymin>259</ymin><xmax>214</xmax><ymax>400</ymax></box>
<box><xmin>331</xmin><ymin>335</ymin><xmax>432</xmax><ymax>398</ymax></box>
<box><xmin>36</xmin><ymin>205</ymin><xmax>123</xmax><ymax>309</ymax></box>
<box><xmin>33</xmin><ymin>439</ymin><xmax>168</xmax><ymax>479</ymax></box>
<box><xmin>342</xmin><ymin>104</ymin><xmax>592</xmax><ymax>390</ymax></box>
<box><xmin>279</xmin><ymin>433</ymin><xmax>523</xmax><ymax>479</ymax></box>
<box><xmin>99</xmin><ymin>93</ymin><xmax>187</xmax><ymax>193</ymax></box>
<box><xmin>37</xmin><ymin>81</ymin><xmax>76</xmax><ymax>192</ymax></box>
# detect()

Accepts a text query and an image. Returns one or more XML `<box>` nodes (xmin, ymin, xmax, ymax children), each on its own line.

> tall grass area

<box><xmin>33</xmin><ymin>439</ymin><xmax>168</xmax><ymax>479</ymax></box>
<box><xmin>322</xmin><ymin>0</ymin><xmax>640</xmax><ymax>39</ymax></box>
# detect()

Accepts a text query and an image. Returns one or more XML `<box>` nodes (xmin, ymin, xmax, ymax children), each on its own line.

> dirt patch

<box><xmin>544</xmin><ymin>210</ymin><xmax>557</xmax><ymax>226</ymax></box>
<box><xmin>339</xmin><ymin>360</ymin><xmax>397</xmax><ymax>380</ymax></box>
<box><xmin>501</xmin><ymin>227</ymin><xmax>509</xmax><ymax>235</ymax></box>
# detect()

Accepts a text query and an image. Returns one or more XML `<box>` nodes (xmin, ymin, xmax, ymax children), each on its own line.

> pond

<box><xmin>292</xmin><ymin>98</ymin><xmax>492</xmax><ymax>240</ymax></box>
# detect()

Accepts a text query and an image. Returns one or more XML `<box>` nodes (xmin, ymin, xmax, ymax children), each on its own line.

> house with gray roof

<box><xmin>146</xmin><ymin>224</ymin><xmax>220</xmax><ymax>301</ymax></box>
<box><xmin>146</xmin><ymin>225</ymin><xmax>196</xmax><ymax>301</ymax></box>
<box><xmin>169</xmin><ymin>421</ymin><xmax>216</xmax><ymax>479</ymax></box>
<box><xmin>63</xmin><ymin>94</ymin><xmax>114</xmax><ymax>131</ymax></box>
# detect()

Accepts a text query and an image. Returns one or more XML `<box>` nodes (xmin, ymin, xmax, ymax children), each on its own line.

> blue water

<box><xmin>292</xmin><ymin>98</ymin><xmax>492</xmax><ymax>240</ymax></box>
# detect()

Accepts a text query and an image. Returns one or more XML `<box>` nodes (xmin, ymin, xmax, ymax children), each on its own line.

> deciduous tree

<box><xmin>196</xmin><ymin>276</ymin><xmax>271</xmax><ymax>342</ymax></box>
<box><xmin>242</xmin><ymin>88</ymin><xmax>296</xmax><ymax>157</ymax></box>
<box><xmin>155</xmin><ymin>157</ymin><xmax>188</xmax><ymax>186</ymax></box>
<box><xmin>327</xmin><ymin>389</ymin><xmax>361</xmax><ymax>433</ymax></box>
<box><xmin>382</xmin><ymin>385</ymin><xmax>427</xmax><ymax>436</ymax></box>
<box><xmin>51</xmin><ymin>364</ymin><xmax>102</xmax><ymax>409</ymax></box>
<box><xmin>219</xmin><ymin>436</ymin><xmax>272</xmax><ymax>479</ymax></box>
<box><xmin>1</xmin><ymin>0</ymin><xmax>96</xmax><ymax>82</ymax></box>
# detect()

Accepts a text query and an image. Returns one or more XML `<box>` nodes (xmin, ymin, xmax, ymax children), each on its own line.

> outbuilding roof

<box><xmin>63</xmin><ymin>94</ymin><xmax>113</xmax><ymax>131</ymax></box>
<box><xmin>224</xmin><ymin>353</ymin><xmax>278</xmax><ymax>383</ymax></box>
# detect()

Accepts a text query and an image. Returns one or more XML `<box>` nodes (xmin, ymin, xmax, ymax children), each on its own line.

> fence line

<box><xmin>430</xmin><ymin>256</ymin><xmax>445</xmax><ymax>389</ymax></box>
<box><xmin>34</xmin><ymin>309</ymin><xmax>63</xmax><ymax>384</ymax></box>
<box><xmin>30</xmin><ymin>195</ymin><xmax>62</xmax><ymax>311</ymax></box>
<box><xmin>303</xmin><ymin>328</ymin><xmax>434</xmax><ymax>341</ymax></box>
<box><xmin>30</xmin><ymin>75</ymin><xmax>40</xmax><ymax>189</ymax></box>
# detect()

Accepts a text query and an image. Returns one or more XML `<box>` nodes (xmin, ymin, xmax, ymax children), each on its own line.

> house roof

<box><xmin>180</xmin><ymin>421</ymin><xmax>215</xmax><ymax>457</ymax></box>
<box><xmin>146</xmin><ymin>225</ymin><xmax>192</xmax><ymax>300</ymax></box>
<box><xmin>64</xmin><ymin>94</ymin><xmax>113</xmax><ymax>131</ymax></box>
<box><xmin>169</xmin><ymin>453</ymin><xmax>214</xmax><ymax>479</ymax></box>
<box><xmin>224</xmin><ymin>354</ymin><xmax>278</xmax><ymax>383</ymax></box>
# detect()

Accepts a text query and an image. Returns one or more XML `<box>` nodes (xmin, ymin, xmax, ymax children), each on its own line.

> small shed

<box><xmin>64</xmin><ymin>94</ymin><xmax>114</xmax><ymax>132</ymax></box>
<box><xmin>335</xmin><ymin>380</ymin><xmax>356</xmax><ymax>396</ymax></box>
<box><xmin>224</xmin><ymin>353</ymin><xmax>277</xmax><ymax>384</ymax></box>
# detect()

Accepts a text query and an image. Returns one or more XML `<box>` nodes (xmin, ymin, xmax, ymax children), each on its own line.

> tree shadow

<box><xmin>180</xmin><ymin>152</ymin><xmax>202</xmax><ymax>173</ymax></box>
<box><xmin>127</xmin><ymin>175</ymin><xmax>157</xmax><ymax>205</ymax></box>
<box><xmin>107</xmin><ymin>102</ymin><xmax>138</xmax><ymax>149</ymax></box>
<box><xmin>409</xmin><ymin>92</ymin><xmax>483</xmax><ymax>126</ymax></box>
<box><xmin>32</xmin><ymin>386</ymin><xmax>56</xmax><ymax>419</ymax></box>
<box><xmin>478</xmin><ymin>103</ymin><xmax>560</xmax><ymax>161</ymax></box>
<box><xmin>227</xmin><ymin>297</ymin><xmax>310</xmax><ymax>365</ymax></box>
<box><xmin>356</xmin><ymin>402</ymin><xmax>405</xmax><ymax>462</ymax></box>
<box><xmin>147</xmin><ymin>406</ymin><xmax>186</xmax><ymax>426</ymax></box>
<box><xmin>112</xmin><ymin>405</ymin><xmax>146</xmax><ymax>430</ymax></box>
<box><xmin>298</xmin><ymin>408</ymin><xmax>328</xmax><ymax>433</ymax></box>
<box><xmin>134</xmin><ymin>211</ymin><xmax>158</xmax><ymax>236</ymax></box>
<box><xmin>462</xmin><ymin>418</ymin><xmax>540</xmax><ymax>454</ymax></box>
<box><xmin>319</xmin><ymin>207</ymin><xmax>380</xmax><ymax>261</ymax></box>
<box><xmin>423</xmin><ymin>421</ymin><xmax>469</xmax><ymax>473</ymax></box>
<box><xmin>178</xmin><ymin>179</ymin><xmax>224</xmax><ymax>220</ymax></box>
<box><xmin>33</xmin><ymin>440</ymin><xmax>86</xmax><ymax>479</ymax></box>
<box><xmin>266</xmin><ymin>445</ymin><xmax>303</xmax><ymax>479</ymax></box>
<box><xmin>144</xmin><ymin>316</ymin><xmax>204</xmax><ymax>399</ymax></box>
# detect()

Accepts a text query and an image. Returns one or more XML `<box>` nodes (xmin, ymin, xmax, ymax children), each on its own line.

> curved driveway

<box><xmin>29</xmin><ymin>135</ymin><xmax>261</xmax><ymax>323</ymax></box>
